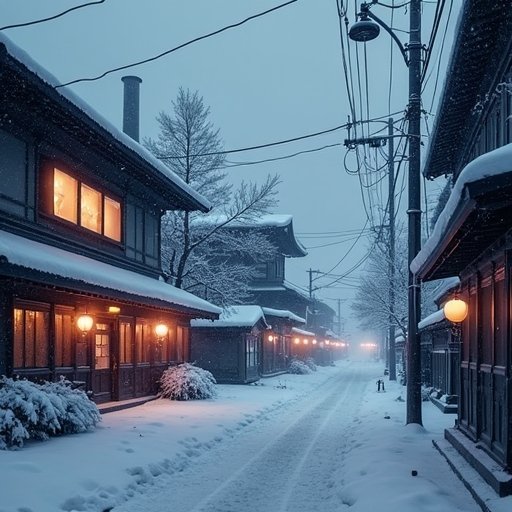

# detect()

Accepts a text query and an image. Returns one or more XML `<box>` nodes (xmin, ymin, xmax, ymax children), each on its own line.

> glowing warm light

<box><xmin>360</xmin><ymin>342</ymin><xmax>377</xmax><ymax>349</ymax></box>
<box><xmin>76</xmin><ymin>314</ymin><xmax>94</xmax><ymax>334</ymax></box>
<box><xmin>312</xmin><ymin>339</ymin><xmax>317</xmax><ymax>345</ymax></box>
<box><xmin>104</xmin><ymin>196</ymin><xmax>121</xmax><ymax>241</ymax></box>
<box><xmin>54</xmin><ymin>168</ymin><xmax>77</xmax><ymax>223</ymax></box>
<box><xmin>303</xmin><ymin>339</ymin><xmax>308</xmax><ymax>345</ymax></box>
<box><xmin>108</xmin><ymin>306</ymin><xmax>121</xmax><ymax>314</ymax></box>
<box><xmin>155</xmin><ymin>323</ymin><xmax>169</xmax><ymax>338</ymax></box>
<box><xmin>443</xmin><ymin>298</ymin><xmax>468</xmax><ymax>323</ymax></box>
<box><xmin>268</xmin><ymin>335</ymin><xmax>274</xmax><ymax>342</ymax></box>
<box><xmin>81</xmin><ymin>184</ymin><xmax>102</xmax><ymax>233</ymax></box>
<box><xmin>325</xmin><ymin>340</ymin><xmax>330</xmax><ymax>345</ymax></box>
<box><xmin>294</xmin><ymin>337</ymin><xmax>300</xmax><ymax>344</ymax></box>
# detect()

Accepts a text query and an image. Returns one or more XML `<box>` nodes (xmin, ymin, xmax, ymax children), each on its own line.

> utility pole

<box><xmin>388</xmin><ymin>118</ymin><xmax>396</xmax><ymax>382</ymax></box>
<box><xmin>344</xmin><ymin>119</ymin><xmax>397</xmax><ymax>382</ymax></box>
<box><xmin>406</xmin><ymin>0</ymin><xmax>422</xmax><ymax>425</ymax></box>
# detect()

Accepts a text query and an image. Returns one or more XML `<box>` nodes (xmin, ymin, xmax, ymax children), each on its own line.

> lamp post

<box><xmin>349</xmin><ymin>0</ymin><xmax>422</xmax><ymax>424</ymax></box>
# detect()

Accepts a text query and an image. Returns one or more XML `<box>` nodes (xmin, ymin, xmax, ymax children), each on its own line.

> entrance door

<box><xmin>92</xmin><ymin>321</ymin><xmax>114</xmax><ymax>402</ymax></box>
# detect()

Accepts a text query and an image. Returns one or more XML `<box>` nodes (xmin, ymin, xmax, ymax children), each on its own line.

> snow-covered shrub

<box><xmin>287</xmin><ymin>359</ymin><xmax>312</xmax><ymax>375</ymax></box>
<box><xmin>159</xmin><ymin>363</ymin><xmax>217</xmax><ymax>400</ymax></box>
<box><xmin>40</xmin><ymin>377</ymin><xmax>101</xmax><ymax>434</ymax></box>
<box><xmin>0</xmin><ymin>376</ymin><xmax>101</xmax><ymax>450</ymax></box>
<box><xmin>304</xmin><ymin>357</ymin><xmax>317</xmax><ymax>372</ymax></box>
<box><xmin>421</xmin><ymin>386</ymin><xmax>433</xmax><ymax>402</ymax></box>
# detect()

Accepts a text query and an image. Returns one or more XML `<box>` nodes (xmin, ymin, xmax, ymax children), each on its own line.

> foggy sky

<box><xmin>1</xmin><ymin>0</ymin><xmax>458</xmax><ymax>338</ymax></box>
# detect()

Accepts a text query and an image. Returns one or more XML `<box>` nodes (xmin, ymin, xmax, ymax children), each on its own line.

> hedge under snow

<box><xmin>159</xmin><ymin>363</ymin><xmax>217</xmax><ymax>400</ymax></box>
<box><xmin>0</xmin><ymin>376</ymin><xmax>101</xmax><ymax>450</ymax></box>
<box><xmin>288</xmin><ymin>359</ymin><xmax>312</xmax><ymax>375</ymax></box>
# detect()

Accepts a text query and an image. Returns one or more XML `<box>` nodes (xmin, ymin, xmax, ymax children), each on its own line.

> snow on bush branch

<box><xmin>0</xmin><ymin>376</ymin><xmax>101</xmax><ymax>450</ymax></box>
<box><xmin>158</xmin><ymin>363</ymin><xmax>217</xmax><ymax>400</ymax></box>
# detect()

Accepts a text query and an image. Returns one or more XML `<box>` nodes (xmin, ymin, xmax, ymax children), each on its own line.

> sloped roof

<box><xmin>0</xmin><ymin>229</ymin><xmax>220</xmax><ymax>317</ymax></box>
<box><xmin>0</xmin><ymin>34</ymin><xmax>210</xmax><ymax>212</ymax></box>
<box><xmin>413</xmin><ymin>144</ymin><xmax>512</xmax><ymax>280</ymax></box>
<box><xmin>418</xmin><ymin>309</ymin><xmax>446</xmax><ymax>331</ymax></box>
<box><xmin>423</xmin><ymin>0</ymin><xmax>512</xmax><ymax>179</ymax></box>
<box><xmin>261</xmin><ymin>307</ymin><xmax>305</xmax><ymax>324</ymax></box>
<box><xmin>191</xmin><ymin>305</ymin><xmax>267</xmax><ymax>328</ymax></box>
<box><xmin>199</xmin><ymin>213</ymin><xmax>307</xmax><ymax>258</ymax></box>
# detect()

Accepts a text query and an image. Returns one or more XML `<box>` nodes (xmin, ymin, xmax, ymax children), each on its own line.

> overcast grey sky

<box><xmin>1</xmin><ymin>0</ymin><xmax>458</xmax><ymax>339</ymax></box>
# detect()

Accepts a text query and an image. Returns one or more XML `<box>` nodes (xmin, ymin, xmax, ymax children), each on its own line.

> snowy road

<box><xmin>115</xmin><ymin>363</ymin><xmax>371</xmax><ymax>512</ymax></box>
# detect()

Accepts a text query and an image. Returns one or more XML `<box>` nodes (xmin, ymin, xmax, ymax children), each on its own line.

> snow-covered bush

<box><xmin>304</xmin><ymin>357</ymin><xmax>317</xmax><ymax>372</ymax></box>
<box><xmin>159</xmin><ymin>363</ymin><xmax>217</xmax><ymax>400</ymax></box>
<box><xmin>40</xmin><ymin>377</ymin><xmax>101</xmax><ymax>434</ymax></box>
<box><xmin>287</xmin><ymin>359</ymin><xmax>312</xmax><ymax>375</ymax></box>
<box><xmin>0</xmin><ymin>376</ymin><xmax>100</xmax><ymax>450</ymax></box>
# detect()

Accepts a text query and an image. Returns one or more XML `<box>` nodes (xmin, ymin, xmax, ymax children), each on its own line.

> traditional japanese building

<box><xmin>0</xmin><ymin>35</ymin><xmax>220</xmax><ymax>403</ymax></box>
<box><xmin>412</xmin><ymin>2</ymin><xmax>512</xmax><ymax>495</ymax></box>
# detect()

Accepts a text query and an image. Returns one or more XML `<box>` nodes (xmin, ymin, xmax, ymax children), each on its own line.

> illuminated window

<box><xmin>81</xmin><ymin>184</ymin><xmax>102</xmax><ymax>233</ymax></box>
<box><xmin>55</xmin><ymin>311</ymin><xmax>73</xmax><ymax>367</ymax></box>
<box><xmin>120</xmin><ymin>321</ymin><xmax>133</xmax><ymax>364</ymax></box>
<box><xmin>51</xmin><ymin>167</ymin><xmax>121</xmax><ymax>241</ymax></box>
<box><xmin>104</xmin><ymin>196</ymin><xmax>121</xmax><ymax>241</ymax></box>
<box><xmin>54</xmin><ymin>168</ymin><xmax>77</xmax><ymax>223</ymax></box>
<box><xmin>13</xmin><ymin>306</ymin><xmax>50</xmax><ymax>368</ymax></box>
<box><xmin>95</xmin><ymin>323</ymin><xmax>110</xmax><ymax>369</ymax></box>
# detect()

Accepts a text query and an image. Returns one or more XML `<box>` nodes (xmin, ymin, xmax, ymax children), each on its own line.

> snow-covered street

<box><xmin>1</xmin><ymin>361</ymin><xmax>490</xmax><ymax>512</ymax></box>
<box><xmin>117</xmin><ymin>362</ymin><xmax>369</xmax><ymax>512</ymax></box>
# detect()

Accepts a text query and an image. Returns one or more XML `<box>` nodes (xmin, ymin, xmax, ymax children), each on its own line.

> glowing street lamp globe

<box><xmin>443</xmin><ymin>298</ymin><xmax>468</xmax><ymax>323</ymax></box>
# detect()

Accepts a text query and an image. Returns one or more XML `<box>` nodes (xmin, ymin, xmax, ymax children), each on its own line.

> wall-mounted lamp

<box><xmin>294</xmin><ymin>337</ymin><xmax>300</xmax><ymax>345</ymax></box>
<box><xmin>76</xmin><ymin>314</ymin><xmax>94</xmax><ymax>335</ymax></box>
<box><xmin>312</xmin><ymin>339</ymin><xmax>317</xmax><ymax>345</ymax></box>
<box><xmin>303</xmin><ymin>339</ymin><xmax>308</xmax><ymax>345</ymax></box>
<box><xmin>443</xmin><ymin>298</ymin><xmax>468</xmax><ymax>323</ymax></box>
<box><xmin>155</xmin><ymin>323</ymin><xmax>169</xmax><ymax>338</ymax></box>
<box><xmin>268</xmin><ymin>335</ymin><xmax>274</xmax><ymax>342</ymax></box>
<box><xmin>108</xmin><ymin>306</ymin><xmax>121</xmax><ymax>314</ymax></box>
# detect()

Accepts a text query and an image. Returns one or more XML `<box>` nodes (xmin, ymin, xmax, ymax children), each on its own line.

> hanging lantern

<box><xmin>268</xmin><ymin>335</ymin><xmax>274</xmax><ymax>342</ymax></box>
<box><xmin>155</xmin><ymin>323</ymin><xmax>169</xmax><ymax>338</ymax></box>
<box><xmin>443</xmin><ymin>298</ymin><xmax>468</xmax><ymax>323</ymax></box>
<box><xmin>294</xmin><ymin>337</ymin><xmax>300</xmax><ymax>344</ymax></box>
<box><xmin>76</xmin><ymin>314</ymin><xmax>94</xmax><ymax>335</ymax></box>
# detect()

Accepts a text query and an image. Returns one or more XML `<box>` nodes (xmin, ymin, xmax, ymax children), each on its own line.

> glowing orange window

<box><xmin>53</xmin><ymin>168</ymin><xmax>77</xmax><ymax>223</ymax></box>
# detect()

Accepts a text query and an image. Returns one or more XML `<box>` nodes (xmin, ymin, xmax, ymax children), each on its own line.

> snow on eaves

<box><xmin>0</xmin><ymin>34</ymin><xmax>210</xmax><ymax>211</ymax></box>
<box><xmin>412</xmin><ymin>143</ymin><xmax>512</xmax><ymax>274</ymax></box>
<box><xmin>418</xmin><ymin>309</ymin><xmax>446</xmax><ymax>331</ymax></box>
<box><xmin>261</xmin><ymin>307</ymin><xmax>305</xmax><ymax>324</ymax></box>
<box><xmin>0</xmin><ymin>229</ymin><xmax>221</xmax><ymax>315</ymax></box>
<box><xmin>432</xmin><ymin>277</ymin><xmax>461</xmax><ymax>304</ymax></box>
<box><xmin>191</xmin><ymin>305</ymin><xmax>268</xmax><ymax>328</ymax></box>
<box><xmin>291</xmin><ymin>327</ymin><xmax>316</xmax><ymax>337</ymax></box>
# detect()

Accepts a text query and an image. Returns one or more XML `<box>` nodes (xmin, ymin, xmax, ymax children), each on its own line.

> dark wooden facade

<box><xmin>191</xmin><ymin>307</ymin><xmax>268</xmax><ymax>384</ymax></box>
<box><xmin>0</xmin><ymin>37</ymin><xmax>219</xmax><ymax>403</ymax></box>
<box><xmin>414</xmin><ymin>2</ymin><xmax>512</xmax><ymax>490</ymax></box>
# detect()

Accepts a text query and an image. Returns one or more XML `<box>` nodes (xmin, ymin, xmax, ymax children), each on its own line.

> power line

<box><xmin>221</xmin><ymin>143</ymin><xmax>341</xmax><ymax>168</ymax></box>
<box><xmin>0</xmin><ymin>1</ymin><xmax>106</xmax><ymax>31</ymax></box>
<box><xmin>156</xmin><ymin>111</ymin><xmax>404</xmax><ymax>159</ymax></box>
<box><xmin>56</xmin><ymin>0</ymin><xmax>298</xmax><ymax>88</ymax></box>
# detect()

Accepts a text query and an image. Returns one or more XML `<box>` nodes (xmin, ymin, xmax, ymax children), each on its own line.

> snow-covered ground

<box><xmin>0</xmin><ymin>360</ymin><xmax>500</xmax><ymax>512</ymax></box>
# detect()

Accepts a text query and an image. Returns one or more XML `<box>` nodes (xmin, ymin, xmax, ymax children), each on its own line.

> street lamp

<box><xmin>349</xmin><ymin>0</ymin><xmax>423</xmax><ymax>425</ymax></box>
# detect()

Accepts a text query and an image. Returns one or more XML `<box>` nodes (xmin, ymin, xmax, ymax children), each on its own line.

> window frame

<box><xmin>42</xmin><ymin>161</ymin><xmax>123</xmax><ymax>244</ymax></box>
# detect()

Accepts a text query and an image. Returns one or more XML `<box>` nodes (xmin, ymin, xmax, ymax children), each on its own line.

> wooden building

<box><xmin>190</xmin><ymin>306</ymin><xmax>268</xmax><ymax>384</ymax></box>
<box><xmin>0</xmin><ymin>36</ymin><xmax>220</xmax><ymax>403</ymax></box>
<box><xmin>418</xmin><ymin>278</ymin><xmax>460</xmax><ymax>412</ymax></box>
<box><xmin>261</xmin><ymin>307</ymin><xmax>305</xmax><ymax>376</ymax></box>
<box><xmin>413</xmin><ymin>1</ymin><xmax>512</xmax><ymax>493</ymax></box>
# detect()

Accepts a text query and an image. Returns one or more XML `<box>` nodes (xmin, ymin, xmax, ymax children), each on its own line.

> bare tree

<box><xmin>145</xmin><ymin>88</ymin><xmax>280</xmax><ymax>305</ymax></box>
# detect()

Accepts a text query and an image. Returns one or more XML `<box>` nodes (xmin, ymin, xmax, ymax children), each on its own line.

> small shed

<box><xmin>191</xmin><ymin>306</ymin><xmax>268</xmax><ymax>384</ymax></box>
<box><xmin>261</xmin><ymin>307</ymin><xmax>305</xmax><ymax>376</ymax></box>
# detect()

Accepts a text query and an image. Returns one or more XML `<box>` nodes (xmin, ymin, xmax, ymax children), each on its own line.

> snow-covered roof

<box><xmin>291</xmin><ymin>327</ymin><xmax>316</xmax><ymax>337</ymax></box>
<box><xmin>191</xmin><ymin>305</ymin><xmax>267</xmax><ymax>328</ymax></box>
<box><xmin>0</xmin><ymin>34</ymin><xmax>210</xmax><ymax>211</ymax></box>
<box><xmin>0</xmin><ymin>229</ymin><xmax>220</xmax><ymax>316</ymax></box>
<box><xmin>418</xmin><ymin>309</ymin><xmax>446</xmax><ymax>331</ymax></box>
<box><xmin>412</xmin><ymin>144</ymin><xmax>512</xmax><ymax>275</ymax></box>
<box><xmin>432</xmin><ymin>277</ymin><xmax>461</xmax><ymax>304</ymax></box>
<box><xmin>261</xmin><ymin>307</ymin><xmax>305</xmax><ymax>324</ymax></box>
